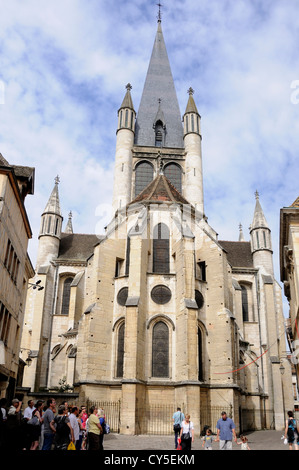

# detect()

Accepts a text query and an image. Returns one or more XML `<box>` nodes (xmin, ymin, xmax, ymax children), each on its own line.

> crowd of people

<box><xmin>0</xmin><ymin>397</ymin><xmax>108</xmax><ymax>451</ymax></box>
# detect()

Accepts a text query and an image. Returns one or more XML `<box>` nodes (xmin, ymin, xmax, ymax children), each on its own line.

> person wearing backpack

<box><xmin>53</xmin><ymin>405</ymin><xmax>74</xmax><ymax>450</ymax></box>
<box><xmin>284</xmin><ymin>410</ymin><xmax>299</xmax><ymax>450</ymax></box>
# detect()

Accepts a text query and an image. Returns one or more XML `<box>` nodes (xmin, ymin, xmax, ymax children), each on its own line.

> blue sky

<box><xmin>1</xmin><ymin>0</ymin><xmax>299</xmax><ymax>309</ymax></box>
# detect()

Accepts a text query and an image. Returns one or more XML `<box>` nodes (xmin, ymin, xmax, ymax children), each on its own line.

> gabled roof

<box><xmin>131</xmin><ymin>173</ymin><xmax>189</xmax><ymax>205</ymax></box>
<box><xmin>134</xmin><ymin>22</ymin><xmax>184</xmax><ymax>148</ymax></box>
<box><xmin>291</xmin><ymin>195</ymin><xmax>299</xmax><ymax>208</ymax></box>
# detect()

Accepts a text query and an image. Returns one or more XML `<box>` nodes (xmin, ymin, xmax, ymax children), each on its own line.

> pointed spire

<box><xmin>65</xmin><ymin>211</ymin><xmax>73</xmax><ymax>234</ymax></box>
<box><xmin>239</xmin><ymin>223</ymin><xmax>245</xmax><ymax>242</ymax></box>
<box><xmin>119</xmin><ymin>83</ymin><xmax>135</xmax><ymax>111</ymax></box>
<box><xmin>134</xmin><ymin>22</ymin><xmax>184</xmax><ymax>148</ymax></box>
<box><xmin>251</xmin><ymin>190</ymin><xmax>269</xmax><ymax>229</ymax></box>
<box><xmin>185</xmin><ymin>87</ymin><xmax>200</xmax><ymax>115</ymax></box>
<box><xmin>42</xmin><ymin>175</ymin><xmax>62</xmax><ymax>216</ymax></box>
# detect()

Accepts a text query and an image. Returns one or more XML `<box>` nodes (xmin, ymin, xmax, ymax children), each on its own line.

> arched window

<box><xmin>152</xmin><ymin>321</ymin><xmax>169</xmax><ymax>377</ymax></box>
<box><xmin>116</xmin><ymin>323</ymin><xmax>125</xmax><ymax>378</ymax></box>
<box><xmin>164</xmin><ymin>163</ymin><xmax>182</xmax><ymax>193</ymax></box>
<box><xmin>153</xmin><ymin>223</ymin><xmax>169</xmax><ymax>273</ymax></box>
<box><xmin>135</xmin><ymin>161</ymin><xmax>154</xmax><ymax>197</ymax></box>
<box><xmin>241</xmin><ymin>285</ymin><xmax>249</xmax><ymax>322</ymax></box>
<box><xmin>198</xmin><ymin>327</ymin><xmax>203</xmax><ymax>381</ymax></box>
<box><xmin>61</xmin><ymin>277</ymin><xmax>73</xmax><ymax>315</ymax></box>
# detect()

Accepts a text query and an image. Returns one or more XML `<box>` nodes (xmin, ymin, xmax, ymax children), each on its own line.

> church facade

<box><xmin>20</xmin><ymin>20</ymin><xmax>292</xmax><ymax>434</ymax></box>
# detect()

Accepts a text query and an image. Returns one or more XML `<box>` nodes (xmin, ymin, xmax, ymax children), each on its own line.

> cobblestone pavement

<box><xmin>102</xmin><ymin>430</ymin><xmax>288</xmax><ymax>451</ymax></box>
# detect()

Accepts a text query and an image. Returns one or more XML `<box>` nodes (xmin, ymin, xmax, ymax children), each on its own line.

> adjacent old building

<box><xmin>20</xmin><ymin>19</ymin><xmax>292</xmax><ymax>434</ymax></box>
<box><xmin>0</xmin><ymin>153</ymin><xmax>35</xmax><ymax>402</ymax></box>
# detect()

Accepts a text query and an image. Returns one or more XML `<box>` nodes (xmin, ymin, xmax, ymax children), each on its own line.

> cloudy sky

<box><xmin>1</xmin><ymin>0</ymin><xmax>299</xmax><ymax>311</ymax></box>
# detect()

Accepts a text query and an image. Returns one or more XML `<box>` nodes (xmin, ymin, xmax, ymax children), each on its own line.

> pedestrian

<box><xmin>215</xmin><ymin>411</ymin><xmax>237</xmax><ymax>450</ymax></box>
<box><xmin>237</xmin><ymin>434</ymin><xmax>251</xmax><ymax>450</ymax></box>
<box><xmin>53</xmin><ymin>404</ymin><xmax>74</xmax><ymax>450</ymax></box>
<box><xmin>77</xmin><ymin>409</ymin><xmax>84</xmax><ymax>450</ymax></box>
<box><xmin>202</xmin><ymin>428</ymin><xmax>214</xmax><ymax>450</ymax></box>
<box><xmin>179</xmin><ymin>414</ymin><xmax>194</xmax><ymax>452</ymax></box>
<box><xmin>284</xmin><ymin>410</ymin><xmax>299</xmax><ymax>450</ymax></box>
<box><xmin>41</xmin><ymin>398</ymin><xmax>56</xmax><ymax>450</ymax></box>
<box><xmin>6</xmin><ymin>398</ymin><xmax>23</xmax><ymax>450</ymax></box>
<box><xmin>69</xmin><ymin>406</ymin><xmax>80</xmax><ymax>450</ymax></box>
<box><xmin>98</xmin><ymin>408</ymin><xmax>105</xmax><ymax>450</ymax></box>
<box><xmin>23</xmin><ymin>400</ymin><xmax>35</xmax><ymax>422</ymax></box>
<box><xmin>173</xmin><ymin>407</ymin><xmax>184</xmax><ymax>450</ymax></box>
<box><xmin>27</xmin><ymin>400</ymin><xmax>44</xmax><ymax>450</ymax></box>
<box><xmin>0</xmin><ymin>398</ymin><xmax>7</xmax><ymax>450</ymax></box>
<box><xmin>87</xmin><ymin>406</ymin><xmax>103</xmax><ymax>451</ymax></box>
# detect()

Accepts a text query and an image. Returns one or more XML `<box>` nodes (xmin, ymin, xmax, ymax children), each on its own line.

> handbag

<box><xmin>67</xmin><ymin>441</ymin><xmax>76</xmax><ymax>450</ymax></box>
<box><xmin>173</xmin><ymin>412</ymin><xmax>182</xmax><ymax>432</ymax></box>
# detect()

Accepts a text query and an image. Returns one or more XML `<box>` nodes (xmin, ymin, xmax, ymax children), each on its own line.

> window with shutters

<box><xmin>164</xmin><ymin>163</ymin><xmax>182</xmax><ymax>193</ymax></box>
<box><xmin>135</xmin><ymin>161</ymin><xmax>154</xmax><ymax>197</ymax></box>
<box><xmin>116</xmin><ymin>322</ymin><xmax>125</xmax><ymax>378</ymax></box>
<box><xmin>153</xmin><ymin>223</ymin><xmax>169</xmax><ymax>274</ymax></box>
<box><xmin>61</xmin><ymin>277</ymin><xmax>73</xmax><ymax>315</ymax></box>
<box><xmin>152</xmin><ymin>321</ymin><xmax>169</xmax><ymax>378</ymax></box>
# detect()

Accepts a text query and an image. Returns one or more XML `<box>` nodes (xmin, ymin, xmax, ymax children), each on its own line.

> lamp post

<box><xmin>27</xmin><ymin>280</ymin><xmax>44</xmax><ymax>290</ymax></box>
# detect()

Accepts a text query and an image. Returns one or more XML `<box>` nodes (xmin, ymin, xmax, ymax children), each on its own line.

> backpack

<box><xmin>55</xmin><ymin>416</ymin><xmax>69</xmax><ymax>435</ymax></box>
<box><xmin>102</xmin><ymin>420</ymin><xmax>110</xmax><ymax>434</ymax></box>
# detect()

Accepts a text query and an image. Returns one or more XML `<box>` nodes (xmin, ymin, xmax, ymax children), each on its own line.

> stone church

<box><xmin>20</xmin><ymin>19</ymin><xmax>292</xmax><ymax>434</ymax></box>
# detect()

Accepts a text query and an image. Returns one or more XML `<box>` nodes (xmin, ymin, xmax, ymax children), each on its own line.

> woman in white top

<box><xmin>179</xmin><ymin>414</ymin><xmax>194</xmax><ymax>451</ymax></box>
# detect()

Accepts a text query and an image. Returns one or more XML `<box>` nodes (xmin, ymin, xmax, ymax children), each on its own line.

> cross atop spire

<box><xmin>157</xmin><ymin>2</ymin><xmax>163</xmax><ymax>23</ymax></box>
<box><xmin>255</xmin><ymin>189</ymin><xmax>259</xmax><ymax>199</ymax></box>
<box><xmin>55</xmin><ymin>175</ymin><xmax>60</xmax><ymax>185</ymax></box>
<box><xmin>188</xmin><ymin>87</ymin><xmax>194</xmax><ymax>96</ymax></box>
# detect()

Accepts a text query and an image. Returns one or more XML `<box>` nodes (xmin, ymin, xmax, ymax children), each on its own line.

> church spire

<box><xmin>250</xmin><ymin>190</ymin><xmax>273</xmax><ymax>274</ymax></box>
<box><xmin>42</xmin><ymin>175</ymin><xmax>62</xmax><ymax>218</ymax></box>
<box><xmin>64</xmin><ymin>211</ymin><xmax>73</xmax><ymax>234</ymax></box>
<box><xmin>239</xmin><ymin>223</ymin><xmax>245</xmax><ymax>242</ymax></box>
<box><xmin>134</xmin><ymin>21</ymin><xmax>183</xmax><ymax>148</ymax></box>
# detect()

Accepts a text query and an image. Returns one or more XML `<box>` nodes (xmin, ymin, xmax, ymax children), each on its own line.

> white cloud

<box><xmin>0</xmin><ymin>0</ymin><xmax>299</xmax><ymax>316</ymax></box>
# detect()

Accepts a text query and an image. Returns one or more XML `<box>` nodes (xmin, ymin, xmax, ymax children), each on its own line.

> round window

<box><xmin>151</xmin><ymin>285</ymin><xmax>172</xmax><ymax>305</ymax></box>
<box><xmin>117</xmin><ymin>287</ymin><xmax>128</xmax><ymax>306</ymax></box>
<box><xmin>195</xmin><ymin>290</ymin><xmax>204</xmax><ymax>309</ymax></box>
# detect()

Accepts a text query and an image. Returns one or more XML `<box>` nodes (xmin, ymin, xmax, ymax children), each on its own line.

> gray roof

<box><xmin>134</xmin><ymin>22</ymin><xmax>184</xmax><ymax>149</ymax></box>
<box><xmin>58</xmin><ymin>233</ymin><xmax>102</xmax><ymax>261</ymax></box>
<box><xmin>218</xmin><ymin>241</ymin><xmax>253</xmax><ymax>268</ymax></box>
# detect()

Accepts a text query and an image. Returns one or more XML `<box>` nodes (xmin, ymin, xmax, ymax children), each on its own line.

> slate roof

<box><xmin>131</xmin><ymin>174</ymin><xmax>189</xmax><ymax>205</ymax></box>
<box><xmin>218</xmin><ymin>241</ymin><xmax>254</xmax><ymax>268</ymax></box>
<box><xmin>57</xmin><ymin>233</ymin><xmax>102</xmax><ymax>261</ymax></box>
<box><xmin>134</xmin><ymin>22</ymin><xmax>184</xmax><ymax>148</ymax></box>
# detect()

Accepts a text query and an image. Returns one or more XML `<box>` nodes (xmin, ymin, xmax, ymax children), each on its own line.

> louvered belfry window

<box><xmin>153</xmin><ymin>223</ymin><xmax>169</xmax><ymax>273</ymax></box>
<box><xmin>116</xmin><ymin>323</ymin><xmax>125</xmax><ymax>378</ymax></box>
<box><xmin>152</xmin><ymin>321</ymin><xmax>169</xmax><ymax>378</ymax></box>
<box><xmin>164</xmin><ymin>163</ymin><xmax>182</xmax><ymax>193</ymax></box>
<box><xmin>135</xmin><ymin>161</ymin><xmax>154</xmax><ymax>196</ymax></box>
<box><xmin>61</xmin><ymin>277</ymin><xmax>73</xmax><ymax>315</ymax></box>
